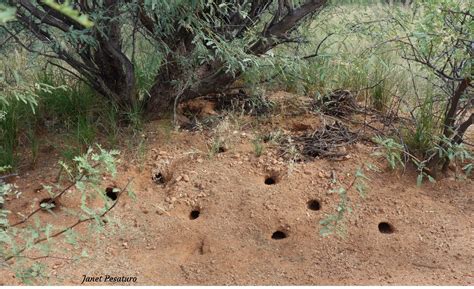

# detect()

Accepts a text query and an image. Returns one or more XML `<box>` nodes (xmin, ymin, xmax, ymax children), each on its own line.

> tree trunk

<box><xmin>427</xmin><ymin>77</ymin><xmax>471</xmax><ymax>177</ymax></box>
<box><xmin>14</xmin><ymin>0</ymin><xmax>136</xmax><ymax>111</ymax></box>
<box><xmin>144</xmin><ymin>0</ymin><xmax>328</xmax><ymax>116</ymax></box>
<box><xmin>145</xmin><ymin>60</ymin><xmax>235</xmax><ymax>116</ymax></box>
<box><xmin>92</xmin><ymin>37</ymin><xmax>136</xmax><ymax>109</ymax></box>
<box><xmin>92</xmin><ymin>0</ymin><xmax>136</xmax><ymax>109</ymax></box>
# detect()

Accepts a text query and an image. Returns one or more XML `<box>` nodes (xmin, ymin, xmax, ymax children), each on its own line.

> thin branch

<box><xmin>11</xmin><ymin>164</ymin><xmax>100</xmax><ymax>227</ymax></box>
<box><xmin>5</xmin><ymin>178</ymin><xmax>133</xmax><ymax>262</ymax></box>
<box><xmin>302</xmin><ymin>33</ymin><xmax>334</xmax><ymax>60</ymax></box>
<box><xmin>12</xmin><ymin>255</ymin><xmax>76</xmax><ymax>261</ymax></box>
<box><xmin>46</xmin><ymin>61</ymin><xmax>89</xmax><ymax>85</ymax></box>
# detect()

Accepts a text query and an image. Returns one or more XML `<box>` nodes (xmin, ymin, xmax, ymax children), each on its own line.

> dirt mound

<box><xmin>0</xmin><ymin>92</ymin><xmax>472</xmax><ymax>285</ymax></box>
<box><xmin>312</xmin><ymin>89</ymin><xmax>358</xmax><ymax>116</ymax></box>
<box><xmin>291</xmin><ymin>121</ymin><xmax>358</xmax><ymax>160</ymax></box>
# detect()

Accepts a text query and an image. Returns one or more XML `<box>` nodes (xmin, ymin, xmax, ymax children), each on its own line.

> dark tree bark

<box><xmin>11</xmin><ymin>0</ymin><xmax>135</xmax><ymax>110</ymax></box>
<box><xmin>427</xmin><ymin>77</ymin><xmax>472</xmax><ymax>176</ymax></box>
<box><xmin>92</xmin><ymin>0</ymin><xmax>136</xmax><ymax>109</ymax></box>
<box><xmin>11</xmin><ymin>0</ymin><xmax>327</xmax><ymax>116</ymax></box>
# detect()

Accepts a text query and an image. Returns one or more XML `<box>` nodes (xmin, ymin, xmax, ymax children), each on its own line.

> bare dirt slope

<box><xmin>1</xmin><ymin>92</ymin><xmax>473</xmax><ymax>285</ymax></box>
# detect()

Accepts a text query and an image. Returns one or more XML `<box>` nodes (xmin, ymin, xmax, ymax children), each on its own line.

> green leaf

<box><xmin>427</xmin><ymin>175</ymin><xmax>436</xmax><ymax>183</ymax></box>
<box><xmin>319</xmin><ymin>226</ymin><xmax>332</xmax><ymax>237</ymax></box>
<box><xmin>64</xmin><ymin>228</ymin><xmax>78</xmax><ymax>246</ymax></box>
<box><xmin>416</xmin><ymin>173</ymin><xmax>423</xmax><ymax>187</ymax></box>
<box><xmin>0</xmin><ymin>5</ymin><xmax>16</xmax><ymax>24</ymax></box>
<box><xmin>43</xmin><ymin>224</ymin><xmax>53</xmax><ymax>241</ymax></box>
<box><xmin>127</xmin><ymin>189</ymin><xmax>137</xmax><ymax>201</ymax></box>
<box><xmin>41</xmin><ymin>0</ymin><xmax>94</xmax><ymax>28</ymax></box>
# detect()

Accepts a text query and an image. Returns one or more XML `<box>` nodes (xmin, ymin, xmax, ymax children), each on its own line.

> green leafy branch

<box><xmin>372</xmin><ymin>136</ymin><xmax>405</xmax><ymax>170</ymax></box>
<box><xmin>1</xmin><ymin>1</ymin><xmax>94</xmax><ymax>27</ymax></box>
<box><xmin>3</xmin><ymin>178</ymin><xmax>132</xmax><ymax>263</ymax></box>
<box><xmin>320</xmin><ymin>167</ymin><xmax>369</xmax><ymax>237</ymax></box>
<box><xmin>41</xmin><ymin>0</ymin><xmax>94</xmax><ymax>28</ymax></box>
<box><xmin>0</xmin><ymin>146</ymin><xmax>132</xmax><ymax>284</ymax></box>
<box><xmin>0</xmin><ymin>5</ymin><xmax>16</xmax><ymax>24</ymax></box>
<box><xmin>373</xmin><ymin>135</ymin><xmax>472</xmax><ymax>185</ymax></box>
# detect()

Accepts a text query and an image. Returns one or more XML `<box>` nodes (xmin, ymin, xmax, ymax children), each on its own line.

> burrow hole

<box><xmin>152</xmin><ymin>172</ymin><xmax>165</xmax><ymax>184</ymax></box>
<box><xmin>39</xmin><ymin>198</ymin><xmax>58</xmax><ymax>211</ymax></box>
<box><xmin>271</xmin><ymin>230</ymin><xmax>288</xmax><ymax>240</ymax></box>
<box><xmin>189</xmin><ymin>209</ymin><xmax>200</xmax><ymax>220</ymax></box>
<box><xmin>378</xmin><ymin>222</ymin><xmax>394</xmax><ymax>234</ymax></box>
<box><xmin>307</xmin><ymin>199</ymin><xmax>321</xmax><ymax>211</ymax></box>
<box><xmin>218</xmin><ymin>146</ymin><xmax>227</xmax><ymax>153</ymax></box>
<box><xmin>105</xmin><ymin>187</ymin><xmax>118</xmax><ymax>201</ymax></box>
<box><xmin>265</xmin><ymin>174</ymin><xmax>280</xmax><ymax>185</ymax></box>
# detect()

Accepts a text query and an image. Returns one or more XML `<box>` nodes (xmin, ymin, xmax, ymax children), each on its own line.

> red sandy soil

<box><xmin>1</xmin><ymin>92</ymin><xmax>473</xmax><ymax>285</ymax></box>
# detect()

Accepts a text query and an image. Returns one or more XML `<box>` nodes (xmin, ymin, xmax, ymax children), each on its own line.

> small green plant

<box><xmin>275</xmin><ymin>135</ymin><xmax>302</xmax><ymax>175</ymax></box>
<box><xmin>403</xmin><ymin>91</ymin><xmax>440</xmax><ymax>157</ymax></box>
<box><xmin>246</xmin><ymin>93</ymin><xmax>276</xmax><ymax>116</ymax></box>
<box><xmin>411</xmin><ymin>158</ymin><xmax>435</xmax><ymax>187</ymax></box>
<box><xmin>126</xmin><ymin>104</ymin><xmax>145</xmax><ymax>134</ymax></box>
<box><xmin>320</xmin><ymin>167</ymin><xmax>368</xmax><ymax>237</ymax></box>
<box><xmin>462</xmin><ymin>163</ymin><xmax>473</xmax><ymax>177</ymax></box>
<box><xmin>124</xmin><ymin>104</ymin><xmax>146</xmax><ymax>166</ymax></box>
<box><xmin>15</xmin><ymin>262</ymin><xmax>48</xmax><ymax>285</ymax></box>
<box><xmin>208</xmin><ymin>137</ymin><xmax>225</xmax><ymax>157</ymax></box>
<box><xmin>76</xmin><ymin>117</ymin><xmax>97</xmax><ymax>147</ymax></box>
<box><xmin>320</xmin><ymin>186</ymin><xmax>351</xmax><ymax>237</ymax></box>
<box><xmin>432</xmin><ymin>136</ymin><xmax>473</xmax><ymax>178</ymax></box>
<box><xmin>373</xmin><ymin>134</ymin><xmax>473</xmax><ymax>186</ymax></box>
<box><xmin>0</xmin><ymin>146</ymin><xmax>133</xmax><ymax>284</ymax></box>
<box><xmin>262</xmin><ymin>129</ymin><xmax>285</xmax><ymax>144</ymax></box>
<box><xmin>0</xmin><ymin>99</ymin><xmax>37</xmax><ymax>168</ymax></box>
<box><xmin>0</xmin><ymin>166</ymin><xmax>12</xmax><ymax>229</ymax></box>
<box><xmin>133</xmin><ymin>137</ymin><xmax>147</xmax><ymax>172</ymax></box>
<box><xmin>372</xmin><ymin>136</ymin><xmax>405</xmax><ymax>170</ymax></box>
<box><xmin>207</xmin><ymin>117</ymin><xmax>235</xmax><ymax>157</ymax></box>
<box><xmin>252</xmin><ymin>137</ymin><xmax>264</xmax><ymax>157</ymax></box>
<box><xmin>60</xmin><ymin>145</ymin><xmax>82</xmax><ymax>163</ymax></box>
<box><xmin>367</xmin><ymin>53</ymin><xmax>398</xmax><ymax>113</ymax></box>
<box><xmin>26</xmin><ymin>126</ymin><xmax>39</xmax><ymax>166</ymax></box>
<box><xmin>101</xmin><ymin>103</ymin><xmax>121</xmax><ymax>147</ymax></box>
<box><xmin>373</xmin><ymin>135</ymin><xmax>430</xmax><ymax>184</ymax></box>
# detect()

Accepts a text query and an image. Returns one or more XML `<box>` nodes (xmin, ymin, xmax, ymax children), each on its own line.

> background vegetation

<box><xmin>0</xmin><ymin>0</ymin><xmax>472</xmax><ymax>283</ymax></box>
<box><xmin>1</xmin><ymin>0</ymin><xmax>471</xmax><ymax>174</ymax></box>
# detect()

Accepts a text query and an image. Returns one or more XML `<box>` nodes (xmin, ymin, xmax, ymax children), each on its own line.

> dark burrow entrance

<box><xmin>152</xmin><ymin>172</ymin><xmax>165</xmax><ymax>184</ymax></box>
<box><xmin>39</xmin><ymin>198</ymin><xmax>57</xmax><ymax>211</ymax></box>
<box><xmin>264</xmin><ymin>176</ymin><xmax>277</xmax><ymax>185</ymax></box>
<box><xmin>271</xmin><ymin>230</ymin><xmax>287</xmax><ymax>240</ymax></box>
<box><xmin>307</xmin><ymin>199</ymin><xmax>321</xmax><ymax>211</ymax></box>
<box><xmin>378</xmin><ymin>222</ymin><xmax>394</xmax><ymax>234</ymax></box>
<box><xmin>105</xmin><ymin>187</ymin><xmax>118</xmax><ymax>201</ymax></box>
<box><xmin>190</xmin><ymin>209</ymin><xmax>200</xmax><ymax>220</ymax></box>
